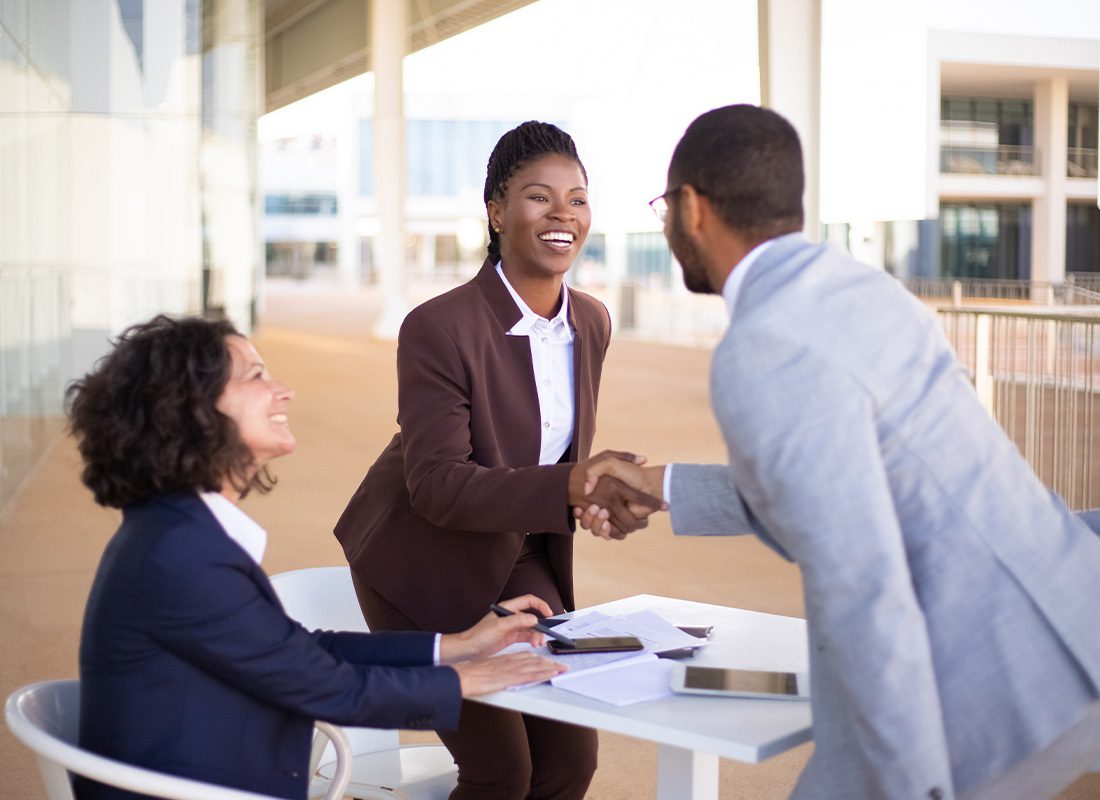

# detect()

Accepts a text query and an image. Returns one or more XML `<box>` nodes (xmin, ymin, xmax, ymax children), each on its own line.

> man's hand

<box><xmin>567</xmin><ymin>451</ymin><xmax>666</xmax><ymax>538</ymax></box>
<box><xmin>574</xmin><ymin>464</ymin><xmax>668</xmax><ymax>540</ymax></box>
<box><xmin>451</xmin><ymin>652</ymin><xmax>567</xmax><ymax>697</ymax></box>
<box><xmin>438</xmin><ymin>594</ymin><xmax>554</xmax><ymax>664</ymax></box>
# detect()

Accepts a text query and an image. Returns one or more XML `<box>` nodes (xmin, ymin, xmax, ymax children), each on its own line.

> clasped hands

<box><xmin>567</xmin><ymin>450</ymin><xmax>667</xmax><ymax>540</ymax></box>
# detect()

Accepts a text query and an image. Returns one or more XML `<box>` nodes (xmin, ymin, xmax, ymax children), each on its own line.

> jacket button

<box><xmin>928</xmin><ymin>788</ymin><xmax>943</xmax><ymax>799</ymax></box>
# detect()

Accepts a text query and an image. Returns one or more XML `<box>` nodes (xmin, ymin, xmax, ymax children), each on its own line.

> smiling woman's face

<box><xmin>216</xmin><ymin>335</ymin><xmax>296</xmax><ymax>474</ymax></box>
<box><xmin>488</xmin><ymin>153</ymin><xmax>591</xmax><ymax>280</ymax></box>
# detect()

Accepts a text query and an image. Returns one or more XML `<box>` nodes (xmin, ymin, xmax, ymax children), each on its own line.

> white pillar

<box><xmin>371</xmin><ymin>0</ymin><xmax>408</xmax><ymax>337</ymax></box>
<box><xmin>758</xmin><ymin>0</ymin><xmax>821</xmax><ymax>242</ymax></box>
<box><xmin>336</xmin><ymin>88</ymin><xmax>362</xmax><ymax>289</ymax></box>
<box><xmin>1032</xmin><ymin>77</ymin><xmax>1069</xmax><ymax>302</ymax></box>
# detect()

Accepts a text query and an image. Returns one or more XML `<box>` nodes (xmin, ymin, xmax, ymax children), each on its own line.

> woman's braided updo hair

<box><xmin>483</xmin><ymin>121</ymin><xmax>587</xmax><ymax>261</ymax></box>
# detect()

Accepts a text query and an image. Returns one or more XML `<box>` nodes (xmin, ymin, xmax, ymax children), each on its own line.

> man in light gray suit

<box><xmin>580</xmin><ymin>105</ymin><xmax>1100</xmax><ymax>799</ymax></box>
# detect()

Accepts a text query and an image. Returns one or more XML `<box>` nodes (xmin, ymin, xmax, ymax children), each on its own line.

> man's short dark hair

<box><xmin>669</xmin><ymin>104</ymin><xmax>804</xmax><ymax>241</ymax></box>
<box><xmin>66</xmin><ymin>314</ymin><xmax>272</xmax><ymax>508</ymax></box>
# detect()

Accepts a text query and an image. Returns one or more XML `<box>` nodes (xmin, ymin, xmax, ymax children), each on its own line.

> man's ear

<box><xmin>678</xmin><ymin>184</ymin><xmax>706</xmax><ymax>235</ymax></box>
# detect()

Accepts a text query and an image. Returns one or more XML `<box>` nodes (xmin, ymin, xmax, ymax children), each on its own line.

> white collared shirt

<box><xmin>663</xmin><ymin>239</ymin><xmax>776</xmax><ymax>501</ymax></box>
<box><xmin>201</xmin><ymin>491</ymin><xmax>267</xmax><ymax>564</ymax></box>
<box><xmin>200</xmin><ymin>491</ymin><xmax>443</xmax><ymax>662</ymax></box>
<box><xmin>496</xmin><ymin>262</ymin><xmax>576</xmax><ymax>465</ymax></box>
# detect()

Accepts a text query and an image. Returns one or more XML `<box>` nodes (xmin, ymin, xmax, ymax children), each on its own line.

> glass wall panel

<box><xmin>1066</xmin><ymin>203</ymin><xmax>1100</xmax><ymax>273</ymax></box>
<box><xmin>940</xmin><ymin>203</ymin><xmax>1032</xmax><ymax>280</ymax></box>
<box><xmin>1</xmin><ymin>0</ymin><xmax>258</xmax><ymax>511</ymax></box>
<box><xmin>1067</xmin><ymin>102</ymin><xmax>1098</xmax><ymax>178</ymax></box>
<box><xmin>940</xmin><ymin>96</ymin><xmax>1035</xmax><ymax>174</ymax></box>
<box><xmin>626</xmin><ymin>231</ymin><xmax>672</xmax><ymax>287</ymax></box>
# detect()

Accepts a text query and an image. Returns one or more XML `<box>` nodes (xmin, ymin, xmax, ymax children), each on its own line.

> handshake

<box><xmin>567</xmin><ymin>450</ymin><xmax>667</xmax><ymax>541</ymax></box>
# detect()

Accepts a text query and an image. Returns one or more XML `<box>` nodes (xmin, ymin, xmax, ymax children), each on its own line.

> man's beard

<box><xmin>668</xmin><ymin>208</ymin><xmax>713</xmax><ymax>295</ymax></box>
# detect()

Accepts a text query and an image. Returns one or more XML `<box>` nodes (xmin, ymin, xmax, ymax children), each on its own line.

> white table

<box><xmin>473</xmin><ymin>594</ymin><xmax>812</xmax><ymax>800</ymax></box>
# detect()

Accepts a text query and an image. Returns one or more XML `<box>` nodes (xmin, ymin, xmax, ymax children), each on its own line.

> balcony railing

<box><xmin>1067</xmin><ymin>147</ymin><xmax>1098</xmax><ymax>178</ymax></box>
<box><xmin>940</xmin><ymin>144</ymin><xmax>1038</xmax><ymax>176</ymax></box>
<box><xmin>938</xmin><ymin>307</ymin><xmax>1100</xmax><ymax>509</ymax></box>
<box><xmin>901</xmin><ymin>276</ymin><xmax>1100</xmax><ymax>306</ymax></box>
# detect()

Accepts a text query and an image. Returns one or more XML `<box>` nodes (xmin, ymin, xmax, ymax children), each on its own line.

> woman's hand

<box><xmin>439</xmin><ymin>594</ymin><xmax>556</xmax><ymax>664</ymax></box>
<box><xmin>451</xmin><ymin>652</ymin><xmax>567</xmax><ymax>697</ymax></box>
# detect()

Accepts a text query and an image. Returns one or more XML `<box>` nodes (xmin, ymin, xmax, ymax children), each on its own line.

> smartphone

<box><xmin>670</xmin><ymin>663</ymin><xmax>809</xmax><ymax>700</ymax></box>
<box><xmin>547</xmin><ymin>636</ymin><xmax>644</xmax><ymax>654</ymax></box>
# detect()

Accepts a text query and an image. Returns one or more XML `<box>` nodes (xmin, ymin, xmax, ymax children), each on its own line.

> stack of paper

<box><xmin>502</xmin><ymin>609</ymin><xmax>707</xmax><ymax>705</ymax></box>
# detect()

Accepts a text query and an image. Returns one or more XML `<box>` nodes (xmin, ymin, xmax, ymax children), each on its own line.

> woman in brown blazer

<box><xmin>334</xmin><ymin>122</ymin><xmax>657</xmax><ymax>800</ymax></box>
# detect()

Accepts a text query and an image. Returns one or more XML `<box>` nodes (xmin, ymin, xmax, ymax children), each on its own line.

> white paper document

<box><xmin>500</xmin><ymin>609</ymin><xmax>706</xmax><ymax>703</ymax></box>
<box><xmin>550</xmin><ymin>653</ymin><xmax>677</xmax><ymax>706</ymax></box>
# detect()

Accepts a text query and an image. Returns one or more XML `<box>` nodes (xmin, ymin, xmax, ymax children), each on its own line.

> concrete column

<box><xmin>371</xmin><ymin>0</ymin><xmax>408</xmax><ymax>337</ymax></box>
<box><xmin>1031</xmin><ymin>77</ymin><xmax>1069</xmax><ymax>302</ymax></box>
<box><xmin>758</xmin><ymin>0</ymin><xmax>821</xmax><ymax>242</ymax></box>
<box><xmin>336</xmin><ymin>89</ymin><xmax>362</xmax><ymax>289</ymax></box>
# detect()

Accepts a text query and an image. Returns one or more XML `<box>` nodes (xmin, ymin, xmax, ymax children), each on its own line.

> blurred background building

<box><xmin>2</xmin><ymin>0</ymin><xmax>1099</xmax><ymax>509</ymax></box>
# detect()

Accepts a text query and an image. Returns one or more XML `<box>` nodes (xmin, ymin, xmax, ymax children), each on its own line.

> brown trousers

<box><xmin>353</xmin><ymin>536</ymin><xmax>598</xmax><ymax>800</ymax></box>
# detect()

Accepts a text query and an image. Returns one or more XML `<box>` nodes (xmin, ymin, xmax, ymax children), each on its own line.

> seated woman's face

<box><xmin>216</xmin><ymin>335</ymin><xmax>296</xmax><ymax>471</ymax></box>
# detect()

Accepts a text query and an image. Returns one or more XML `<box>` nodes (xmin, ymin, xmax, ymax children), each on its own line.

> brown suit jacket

<box><xmin>334</xmin><ymin>258</ymin><xmax>611</xmax><ymax>633</ymax></box>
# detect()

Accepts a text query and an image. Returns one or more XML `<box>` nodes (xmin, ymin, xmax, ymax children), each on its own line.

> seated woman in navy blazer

<box><xmin>67</xmin><ymin>314</ymin><xmax>565</xmax><ymax>800</ymax></box>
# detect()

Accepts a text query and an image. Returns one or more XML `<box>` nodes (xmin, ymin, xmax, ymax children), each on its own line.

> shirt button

<box><xmin>928</xmin><ymin>788</ymin><xmax>944</xmax><ymax>800</ymax></box>
<box><xmin>543</xmin><ymin>378</ymin><xmax>551</xmax><ymax>386</ymax></box>
<box><xmin>541</xmin><ymin>336</ymin><xmax>548</xmax><ymax>343</ymax></box>
<box><xmin>543</xmin><ymin>421</ymin><xmax>550</xmax><ymax>428</ymax></box>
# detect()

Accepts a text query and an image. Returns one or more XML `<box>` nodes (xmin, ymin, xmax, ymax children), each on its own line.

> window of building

<box><xmin>940</xmin><ymin>203</ymin><xmax>1031</xmax><ymax>280</ymax></box>
<box><xmin>940</xmin><ymin>96</ymin><xmax>1035</xmax><ymax>175</ymax></box>
<box><xmin>263</xmin><ymin>194</ymin><xmax>338</xmax><ymax>215</ymax></box>
<box><xmin>265</xmin><ymin>241</ymin><xmax>337</xmax><ymax>278</ymax></box>
<box><xmin>360</xmin><ymin>120</ymin><xmax>530</xmax><ymax>198</ymax></box>
<box><xmin>1067</xmin><ymin>203</ymin><xmax>1100</xmax><ymax>273</ymax></box>
<box><xmin>1068</xmin><ymin>102</ymin><xmax>1098</xmax><ymax>178</ymax></box>
<box><xmin>626</xmin><ymin>232</ymin><xmax>672</xmax><ymax>287</ymax></box>
<box><xmin>568</xmin><ymin>232</ymin><xmax>607</xmax><ymax>287</ymax></box>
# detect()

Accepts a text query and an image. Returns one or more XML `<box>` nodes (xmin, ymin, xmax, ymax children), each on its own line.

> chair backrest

<box><xmin>5</xmin><ymin>679</ymin><xmax>350</xmax><ymax>800</ymax></box>
<box><xmin>270</xmin><ymin>567</ymin><xmax>404</xmax><ymax>761</ymax></box>
<box><xmin>269</xmin><ymin>566</ymin><xmax>403</xmax><ymax>758</ymax></box>
<box><xmin>270</xmin><ymin>566</ymin><xmax>370</xmax><ymax>633</ymax></box>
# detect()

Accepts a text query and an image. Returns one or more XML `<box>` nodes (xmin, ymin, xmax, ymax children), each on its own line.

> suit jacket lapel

<box><xmin>567</xmin><ymin>285</ymin><xmax>592</xmax><ymax>461</ymax></box>
<box><xmin>162</xmin><ymin>491</ymin><xmax>279</xmax><ymax>605</ymax></box>
<box><xmin>472</xmin><ymin>257</ymin><xmax>542</xmax><ymax>465</ymax></box>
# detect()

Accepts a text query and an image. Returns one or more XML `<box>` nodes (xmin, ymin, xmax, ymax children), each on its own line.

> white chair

<box><xmin>269</xmin><ymin>566</ymin><xmax>458</xmax><ymax>800</ymax></box>
<box><xmin>4</xmin><ymin>679</ymin><xmax>351</xmax><ymax>800</ymax></box>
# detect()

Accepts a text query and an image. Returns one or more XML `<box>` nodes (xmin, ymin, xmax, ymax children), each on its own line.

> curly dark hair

<box><xmin>483</xmin><ymin>121</ymin><xmax>587</xmax><ymax>261</ymax></box>
<box><xmin>66</xmin><ymin>314</ymin><xmax>274</xmax><ymax>508</ymax></box>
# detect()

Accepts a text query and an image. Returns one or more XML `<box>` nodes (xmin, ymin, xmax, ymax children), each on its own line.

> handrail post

<box><xmin>974</xmin><ymin>314</ymin><xmax>994</xmax><ymax>414</ymax></box>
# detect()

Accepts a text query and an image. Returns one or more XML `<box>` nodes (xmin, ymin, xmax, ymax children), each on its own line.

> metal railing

<box><xmin>1068</xmin><ymin>273</ymin><xmax>1100</xmax><ymax>293</ymax></box>
<box><xmin>940</xmin><ymin>144</ymin><xmax>1038</xmax><ymax>176</ymax></box>
<box><xmin>902</xmin><ymin>277</ymin><xmax>1038</xmax><ymax>302</ymax></box>
<box><xmin>901</xmin><ymin>276</ymin><xmax>1100</xmax><ymax>306</ymax></box>
<box><xmin>938</xmin><ymin>307</ymin><xmax>1100</xmax><ymax>509</ymax></box>
<box><xmin>1067</xmin><ymin>147</ymin><xmax>1098</xmax><ymax>179</ymax></box>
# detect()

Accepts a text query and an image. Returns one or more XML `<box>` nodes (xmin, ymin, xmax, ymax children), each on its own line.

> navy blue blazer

<box><xmin>76</xmin><ymin>492</ymin><xmax>462</xmax><ymax>800</ymax></box>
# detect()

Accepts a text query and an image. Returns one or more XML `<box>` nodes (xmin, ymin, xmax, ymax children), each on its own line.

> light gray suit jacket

<box><xmin>670</xmin><ymin>233</ymin><xmax>1100</xmax><ymax>799</ymax></box>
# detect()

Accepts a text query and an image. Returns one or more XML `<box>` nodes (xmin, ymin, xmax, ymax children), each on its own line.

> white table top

<box><xmin>474</xmin><ymin>594</ymin><xmax>813</xmax><ymax>763</ymax></box>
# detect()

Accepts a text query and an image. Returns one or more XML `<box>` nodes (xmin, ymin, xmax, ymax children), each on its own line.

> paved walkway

<box><xmin>2</xmin><ymin>284</ymin><xmax>1096</xmax><ymax>798</ymax></box>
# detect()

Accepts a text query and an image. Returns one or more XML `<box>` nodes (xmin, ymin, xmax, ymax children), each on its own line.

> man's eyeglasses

<box><xmin>648</xmin><ymin>185</ymin><xmax>704</xmax><ymax>222</ymax></box>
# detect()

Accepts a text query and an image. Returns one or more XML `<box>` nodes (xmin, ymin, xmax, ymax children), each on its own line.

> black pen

<box><xmin>489</xmin><ymin>603</ymin><xmax>576</xmax><ymax>648</ymax></box>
